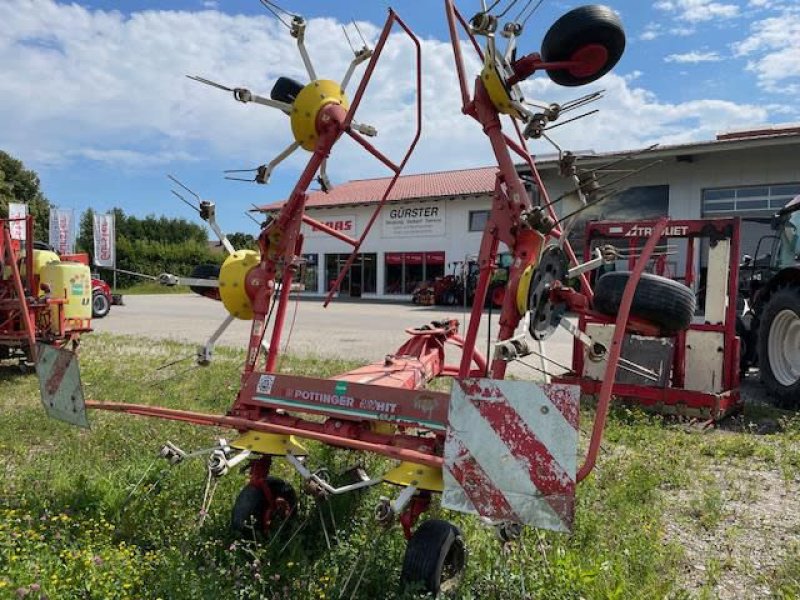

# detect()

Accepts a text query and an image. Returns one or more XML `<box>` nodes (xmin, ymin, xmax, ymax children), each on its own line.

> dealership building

<box><xmin>262</xmin><ymin>125</ymin><xmax>800</xmax><ymax>300</ymax></box>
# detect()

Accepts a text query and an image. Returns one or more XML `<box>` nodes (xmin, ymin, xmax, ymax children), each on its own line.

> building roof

<box><xmin>259</xmin><ymin>166</ymin><xmax>497</xmax><ymax>211</ymax></box>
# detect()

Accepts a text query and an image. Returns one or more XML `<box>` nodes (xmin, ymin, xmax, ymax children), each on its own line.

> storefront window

<box><xmin>469</xmin><ymin>210</ymin><xmax>490</xmax><ymax>232</ymax></box>
<box><xmin>324</xmin><ymin>253</ymin><xmax>376</xmax><ymax>297</ymax></box>
<box><xmin>385</xmin><ymin>251</ymin><xmax>445</xmax><ymax>294</ymax></box>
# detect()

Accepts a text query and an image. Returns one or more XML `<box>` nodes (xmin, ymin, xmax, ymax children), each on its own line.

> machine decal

<box><xmin>442</xmin><ymin>379</ymin><xmax>579</xmax><ymax>532</ymax></box>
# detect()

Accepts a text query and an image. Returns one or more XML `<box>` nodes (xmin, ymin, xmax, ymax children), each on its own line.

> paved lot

<box><xmin>95</xmin><ymin>294</ymin><xmax>770</xmax><ymax>403</ymax></box>
<box><xmin>94</xmin><ymin>294</ymin><xmax>574</xmax><ymax>380</ymax></box>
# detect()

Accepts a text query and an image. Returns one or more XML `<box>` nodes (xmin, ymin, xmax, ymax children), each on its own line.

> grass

<box><xmin>0</xmin><ymin>334</ymin><xmax>798</xmax><ymax>599</ymax></box>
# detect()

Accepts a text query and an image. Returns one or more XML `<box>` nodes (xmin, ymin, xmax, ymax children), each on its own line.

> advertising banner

<box><xmin>49</xmin><ymin>208</ymin><xmax>74</xmax><ymax>255</ymax></box>
<box><xmin>8</xmin><ymin>203</ymin><xmax>27</xmax><ymax>241</ymax></box>
<box><xmin>92</xmin><ymin>212</ymin><xmax>115</xmax><ymax>267</ymax></box>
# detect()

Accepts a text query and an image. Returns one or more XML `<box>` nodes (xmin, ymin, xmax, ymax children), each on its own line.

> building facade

<box><xmin>263</xmin><ymin>126</ymin><xmax>800</xmax><ymax>299</ymax></box>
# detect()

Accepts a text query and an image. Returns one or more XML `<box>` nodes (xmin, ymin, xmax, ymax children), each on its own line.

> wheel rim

<box><xmin>439</xmin><ymin>537</ymin><xmax>466</xmax><ymax>593</ymax></box>
<box><xmin>93</xmin><ymin>294</ymin><xmax>108</xmax><ymax>313</ymax></box>
<box><xmin>768</xmin><ymin>309</ymin><xmax>800</xmax><ymax>386</ymax></box>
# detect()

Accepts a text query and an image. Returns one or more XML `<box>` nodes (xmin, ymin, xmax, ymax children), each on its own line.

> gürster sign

<box><xmin>382</xmin><ymin>202</ymin><xmax>445</xmax><ymax>238</ymax></box>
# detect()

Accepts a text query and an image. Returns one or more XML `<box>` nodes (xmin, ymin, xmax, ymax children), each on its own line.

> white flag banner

<box><xmin>8</xmin><ymin>203</ymin><xmax>27</xmax><ymax>241</ymax></box>
<box><xmin>92</xmin><ymin>212</ymin><xmax>115</xmax><ymax>267</ymax></box>
<box><xmin>48</xmin><ymin>208</ymin><xmax>75</xmax><ymax>255</ymax></box>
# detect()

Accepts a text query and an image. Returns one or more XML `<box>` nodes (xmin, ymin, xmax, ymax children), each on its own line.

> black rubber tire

<box><xmin>92</xmin><ymin>291</ymin><xmax>111</xmax><ymax>318</ymax></box>
<box><xmin>736</xmin><ymin>316</ymin><xmax>757</xmax><ymax>374</ymax></box>
<box><xmin>400</xmin><ymin>519</ymin><xmax>467</xmax><ymax>596</ymax></box>
<box><xmin>189</xmin><ymin>263</ymin><xmax>221</xmax><ymax>300</ymax></box>
<box><xmin>593</xmin><ymin>271</ymin><xmax>695</xmax><ymax>334</ymax></box>
<box><xmin>757</xmin><ymin>285</ymin><xmax>800</xmax><ymax>407</ymax></box>
<box><xmin>230</xmin><ymin>477</ymin><xmax>298</xmax><ymax>537</ymax></box>
<box><xmin>270</xmin><ymin>76</ymin><xmax>304</xmax><ymax>104</ymax></box>
<box><xmin>541</xmin><ymin>5</ymin><xmax>626</xmax><ymax>87</ymax></box>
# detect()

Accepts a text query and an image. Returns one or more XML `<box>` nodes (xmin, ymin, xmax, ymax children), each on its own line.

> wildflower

<box><xmin>92</xmin><ymin>555</ymin><xmax>104</xmax><ymax>566</ymax></box>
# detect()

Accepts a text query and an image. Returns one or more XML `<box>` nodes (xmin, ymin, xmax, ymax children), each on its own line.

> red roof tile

<box><xmin>259</xmin><ymin>166</ymin><xmax>497</xmax><ymax>211</ymax></box>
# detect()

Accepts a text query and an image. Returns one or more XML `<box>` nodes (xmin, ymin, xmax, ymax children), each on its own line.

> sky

<box><xmin>1</xmin><ymin>0</ymin><xmax>798</xmax><ymax>234</ymax></box>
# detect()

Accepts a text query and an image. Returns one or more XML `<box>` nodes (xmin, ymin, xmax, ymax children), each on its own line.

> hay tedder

<box><xmin>36</xmin><ymin>1</ymin><xmax>714</xmax><ymax>594</ymax></box>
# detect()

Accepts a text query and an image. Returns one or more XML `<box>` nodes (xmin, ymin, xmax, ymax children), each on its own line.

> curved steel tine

<box><xmin>186</xmin><ymin>75</ymin><xmax>233</xmax><ymax>92</ymax></box>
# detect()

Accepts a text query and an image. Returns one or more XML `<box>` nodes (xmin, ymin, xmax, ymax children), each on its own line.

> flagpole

<box><xmin>112</xmin><ymin>212</ymin><xmax>117</xmax><ymax>293</ymax></box>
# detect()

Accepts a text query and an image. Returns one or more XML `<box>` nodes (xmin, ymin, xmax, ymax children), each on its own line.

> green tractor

<box><xmin>739</xmin><ymin>195</ymin><xmax>800</xmax><ymax>406</ymax></box>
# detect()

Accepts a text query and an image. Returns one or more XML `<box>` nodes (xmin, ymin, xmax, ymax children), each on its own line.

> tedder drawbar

<box><xmin>36</xmin><ymin>1</ymin><xmax>704</xmax><ymax>594</ymax></box>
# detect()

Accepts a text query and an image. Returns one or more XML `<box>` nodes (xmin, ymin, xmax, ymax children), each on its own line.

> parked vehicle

<box><xmin>90</xmin><ymin>275</ymin><xmax>113</xmax><ymax>318</ymax></box>
<box><xmin>739</xmin><ymin>195</ymin><xmax>800</xmax><ymax>406</ymax></box>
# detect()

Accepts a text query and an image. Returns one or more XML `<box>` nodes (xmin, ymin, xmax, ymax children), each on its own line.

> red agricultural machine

<box><xmin>36</xmin><ymin>1</ymin><xmax>718</xmax><ymax>595</ymax></box>
<box><xmin>1</xmin><ymin>215</ymin><xmax>93</xmax><ymax>420</ymax></box>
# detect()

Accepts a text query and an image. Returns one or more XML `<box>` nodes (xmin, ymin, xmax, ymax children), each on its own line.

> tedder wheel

<box><xmin>91</xmin><ymin>291</ymin><xmax>111</xmax><ymax>319</ymax></box>
<box><xmin>541</xmin><ymin>5</ymin><xmax>626</xmax><ymax>87</ymax></box>
<box><xmin>758</xmin><ymin>285</ymin><xmax>800</xmax><ymax>407</ymax></box>
<box><xmin>400</xmin><ymin>519</ymin><xmax>467</xmax><ymax>596</ymax></box>
<box><xmin>230</xmin><ymin>477</ymin><xmax>298</xmax><ymax>537</ymax></box>
<box><xmin>593</xmin><ymin>271</ymin><xmax>695</xmax><ymax>335</ymax></box>
<box><xmin>270</xmin><ymin>76</ymin><xmax>304</xmax><ymax>104</ymax></box>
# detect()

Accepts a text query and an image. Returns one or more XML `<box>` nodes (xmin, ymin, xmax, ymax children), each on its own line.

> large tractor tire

<box><xmin>758</xmin><ymin>285</ymin><xmax>800</xmax><ymax>407</ymax></box>
<box><xmin>541</xmin><ymin>5</ymin><xmax>626</xmax><ymax>87</ymax></box>
<box><xmin>593</xmin><ymin>271</ymin><xmax>695</xmax><ymax>334</ymax></box>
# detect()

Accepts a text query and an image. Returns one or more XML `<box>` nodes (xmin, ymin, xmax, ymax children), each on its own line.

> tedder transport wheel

<box><xmin>593</xmin><ymin>271</ymin><xmax>695</xmax><ymax>334</ymax></box>
<box><xmin>758</xmin><ymin>285</ymin><xmax>800</xmax><ymax>407</ymax></box>
<box><xmin>230</xmin><ymin>477</ymin><xmax>298</xmax><ymax>537</ymax></box>
<box><xmin>541</xmin><ymin>5</ymin><xmax>626</xmax><ymax>87</ymax></box>
<box><xmin>91</xmin><ymin>292</ymin><xmax>111</xmax><ymax>318</ymax></box>
<box><xmin>400</xmin><ymin>519</ymin><xmax>467</xmax><ymax>596</ymax></box>
<box><xmin>270</xmin><ymin>76</ymin><xmax>304</xmax><ymax>104</ymax></box>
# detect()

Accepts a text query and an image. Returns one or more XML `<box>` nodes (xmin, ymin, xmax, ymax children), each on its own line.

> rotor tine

<box><xmin>342</xmin><ymin>24</ymin><xmax>356</xmax><ymax>53</ymax></box>
<box><xmin>560</xmin><ymin>90</ymin><xmax>603</xmax><ymax>112</ymax></box>
<box><xmin>544</xmin><ymin>109</ymin><xmax>600</xmax><ymax>132</ymax></box>
<box><xmin>156</xmin><ymin>353</ymin><xmax>195</xmax><ymax>371</ymax></box>
<box><xmin>244</xmin><ymin>211</ymin><xmax>261</xmax><ymax>226</ymax></box>
<box><xmin>186</xmin><ymin>75</ymin><xmax>233</xmax><ymax>93</ymax></box>
<box><xmin>171</xmin><ymin>190</ymin><xmax>201</xmax><ymax>214</ymax></box>
<box><xmin>593</xmin><ymin>143</ymin><xmax>660</xmax><ymax>173</ymax></box>
<box><xmin>224</xmin><ymin>176</ymin><xmax>256</xmax><ymax>182</ymax></box>
<box><xmin>167</xmin><ymin>174</ymin><xmax>201</xmax><ymax>202</ymax></box>
<box><xmin>352</xmin><ymin>19</ymin><xmax>368</xmax><ymax>47</ymax></box>
<box><xmin>258</xmin><ymin>0</ymin><xmax>291</xmax><ymax>29</ymax></box>
<box><xmin>223</xmin><ymin>168</ymin><xmax>257</xmax><ymax>174</ymax></box>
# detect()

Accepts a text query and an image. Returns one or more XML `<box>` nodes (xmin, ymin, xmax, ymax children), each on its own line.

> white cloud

<box><xmin>732</xmin><ymin>9</ymin><xmax>800</xmax><ymax>93</ymax></box>
<box><xmin>0</xmin><ymin>0</ymin><xmax>775</xmax><ymax>183</ymax></box>
<box><xmin>656</xmin><ymin>0</ymin><xmax>740</xmax><ymax>22</ymax></box>
<box><xmin>664</xmin><ymin>51</ymin><xmax>722</xmax><ymax>63</ymax></box>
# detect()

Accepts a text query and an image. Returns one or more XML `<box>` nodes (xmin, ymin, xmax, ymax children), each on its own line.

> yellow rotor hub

<box><xmin>383</xmin><ymin>461</ymin><xmax>444</xmax><ymax>493</ymax></box>
<box><xmin>219</xmin><ymin>249</ymin><xmax>260</xmax><ymax>320</ymax></box>
<box><xmin>231</xmin><ymin>430</ymin><xmax>308</xmax><ymax>456</ymax></box>
<box><xmin>480</xmin><ymin>52</ymin><xmax>522</xmax><ymax>119</ymax></box>
<box><xmin>290</xmin><ymin>79</ymin><xmax>349</xmax><ymax>151</ymax></box>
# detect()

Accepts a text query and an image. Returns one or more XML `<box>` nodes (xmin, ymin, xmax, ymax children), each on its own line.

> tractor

<box><xmin>739</xmin><ymin>195</ymin><xmax>800</xmax><ymax>406</ymax></box>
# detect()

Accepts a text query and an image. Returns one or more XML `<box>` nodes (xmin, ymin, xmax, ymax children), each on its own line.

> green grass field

<box><xmin>1</xmin><ymin>334</ymin><xmax>798</xmax><ymax>599</ymax></box>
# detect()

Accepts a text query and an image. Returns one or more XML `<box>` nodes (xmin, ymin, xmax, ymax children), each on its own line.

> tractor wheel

<box><xmin>758</xmin><ymin>285</ymin><xmax>800</xmax><ymax>407</ymax></box>
<box><xmin>541</xmin><ymin>5</ymin><xmax>626</xmax><ymax>87</ymax></box>
<box><xmin>92</xmin><ymin>291</ymin><xmax>111</xmax><ymax>319</ymax></box>
<box><xmin>400</xmin><ymin>519</ymin><xmax>467</xmax><ymax>596</ymax></box>
<box><xmin>736</xmin><ymin>316</ymin><xmax>757</xmax><ymax>375</ymax></box>
<box><xmin>593</xmin><ymin>271</ymin><xmax>695</xmax><ymax>334</ymax></box>
<box><xmin>270</xmin><ymin>76</ymin><xmax>304</xmax><ymax>104</ymax></box>
<box><xmin>230</xmin><ymin>477</ymin><xmax>297</xmax><ymax>538</ymax></box>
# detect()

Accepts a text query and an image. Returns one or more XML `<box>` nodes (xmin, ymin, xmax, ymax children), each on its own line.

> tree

<box><xmin>0</xmin><ymin>150</ymin><xmax>51</xmax><ymax>239</ymax></box>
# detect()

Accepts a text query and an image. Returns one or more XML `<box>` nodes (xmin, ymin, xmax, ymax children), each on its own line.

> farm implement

<box><xmin>0</xmin><ymin>215</ymin><xmax>93</xmax><ymax>364</ymax></box>
<box><xmin>36</xmin><ymin>1</ymin><xmax>712</xmax><ymax>595</ymax></box>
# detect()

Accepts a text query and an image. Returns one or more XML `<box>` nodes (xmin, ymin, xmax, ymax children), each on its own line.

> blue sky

<box><xmin>1</xmin><ymin>0</ymin><xmax>798</xmax><ymax>234</ymax></box>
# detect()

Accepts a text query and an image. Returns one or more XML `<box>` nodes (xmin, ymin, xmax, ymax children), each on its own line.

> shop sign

<box><xmin>382</xmin><ymin>202</ymin><xmax>445</xmax><ymax>238</ymax></box>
